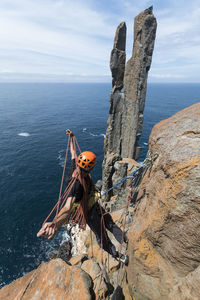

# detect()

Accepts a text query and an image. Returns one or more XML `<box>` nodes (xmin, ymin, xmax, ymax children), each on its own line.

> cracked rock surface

<box><xmin>127</xmin><ymin>102</ymin><xmax>200</xmax><ymax>299</ymax></box>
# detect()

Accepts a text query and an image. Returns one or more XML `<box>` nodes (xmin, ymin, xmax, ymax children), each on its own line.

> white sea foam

<box><xmin>89</xmin><ymin>132</ymin><xmax>105</xmax><ymax>138</ymax></box>
<box><xmin>57</xmin><ymin>149</ymin><xmax>65</xmax><ymax>167</ymax></box>
<box><xmin>0</xmin><ymin>281</ymin><xmax>6</xmax><ymax>289</ymax></box>
<box><xmin>82</xmin><ymin>128</ymin><xmax>105</xmax><ymax>138</ymax></box>
<box><xmin>89</xmin><ymin>132</ymin><xmax>98</xmax><ymax>137</ymax></box>
<box><xmin>18</xmin><ymin>132</ymin><xmax>30</xmax><ymax>137</ymax></box>
<box><xmin>45</xmin><ymin>226</ymin><xmax>70</xmax><ymax>259</ymax></box>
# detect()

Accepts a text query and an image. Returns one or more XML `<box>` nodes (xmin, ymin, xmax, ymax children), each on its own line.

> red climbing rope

<box><xmin>42</xmin><ymin>133</ymin><xmax>82</xmax><ymax>226</ymax></box>
<box><xmin>98</xmin><ymin>176</ymin><xmax>138</xmax><ymax>299</ymax></box>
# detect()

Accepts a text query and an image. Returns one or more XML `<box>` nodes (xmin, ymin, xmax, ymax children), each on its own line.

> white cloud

<box><xmin>150</xmin><ymin>0</ymin><xmax>200</xmax><ymax>82</ymax></box>
<box><xmin>150</xmin><ymin>73</ymin><xmax>187</xmax><ymax>79</ymax></box>
<box><xmin>0</xmin><ymin>0</ymin><xmax>115</xmax><ymax>78</ymax></box>
<box><xmin>0</xmin><ymin>0</ymin><xmax>199</xmax><ymax>82</ymax></box>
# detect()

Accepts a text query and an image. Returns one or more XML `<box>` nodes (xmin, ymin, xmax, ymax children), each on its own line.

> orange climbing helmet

<box><xmin>77</xmin><ymin>151</ymin><xmax>96</xmax><ymax>171</ymax></box>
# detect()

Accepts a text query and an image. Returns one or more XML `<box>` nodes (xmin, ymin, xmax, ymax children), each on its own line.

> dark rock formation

<box><xmin>122</xmin><ymin>6</ymin><xmax>157</xmax><ymax>158</ymax></box>
<box><xmin>127</xmin><ymin>103</ymin><xmax>200</xmax><ymax>299</ymax></box>
<box><xmin>110</xmin><ymin>22</ymin><xmax>126</xmax><ymax>90</ymax></box>
<box><xmin>102</xmin><ymin>7</ymin><xmax>157</xmax><ymax>202</ymax></box>
<box><xmin>58</xmin><ymin>240</ymin><xmax>72</xmax><ymax>263</ymax></box>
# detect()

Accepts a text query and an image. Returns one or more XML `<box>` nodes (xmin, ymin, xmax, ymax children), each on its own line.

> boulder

<box><xmin>81</xmin><ymin>259</ymin><xmax>101</xmax><ymax>280</ymax></box>
<box><xmin>126</xmin><ymin>103</ymin><xmax>200</xmax><ymax>299</ymax></box>
<box><xmin>69</xmin><ymin>254</ymin><xmax>88</xmax><ymax>266</ymax></box>
<box><xmin>0</xmin><ymin>258</ymin><xmax>93</xmax><ymax>300</ymax></box>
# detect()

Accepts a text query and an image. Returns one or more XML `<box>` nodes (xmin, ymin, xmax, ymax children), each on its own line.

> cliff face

<box><xmin>102</xmin><ymin>7</ymin><xmax>157</xmax><ymax>202</ymax></box>
<box><xmin>127</xmin><ymin>102</ymin><xmax>200</xmax><ymax>299</ymax></box>
<box><xmin>1</xmin><ymin>103</ymin><xmax>199</xmax><ymax>300</ymax></box>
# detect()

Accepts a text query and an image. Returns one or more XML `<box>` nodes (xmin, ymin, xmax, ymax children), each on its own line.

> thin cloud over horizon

<box><xmin>0</xmin><ymin>0</ymin><xmax>199</xmax><ymax>83</ymax></box>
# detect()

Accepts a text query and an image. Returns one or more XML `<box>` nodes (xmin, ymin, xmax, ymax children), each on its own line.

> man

<box><xmin>37</xmin><ymin>130</ymin><xmax>128</xmax><ymax>264</ymax></box>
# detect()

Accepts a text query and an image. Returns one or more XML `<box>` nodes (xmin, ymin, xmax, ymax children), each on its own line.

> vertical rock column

<box><xmin>102</xmin><ymin>7</ymin><xmax>157</xmax><ymax>203</ymax></box>
<box><xmin>122</xmin><ymin>7</ymin><xmax>157</xmax><ymax>159</ymax></box>
<box><xmin>102</xmin><ymin>22</ymin><xmax>126</xmax><ymax>199</ymax></box>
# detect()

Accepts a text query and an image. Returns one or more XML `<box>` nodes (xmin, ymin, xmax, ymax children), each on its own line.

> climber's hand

<box><xmin>37</xmin><ymin>222</ymin><xmax>57</xmax><ymax>239</ymax></box>
<box><xmin>66</xmin><ymin>129</ymin><xmax>74</xmax><ymax>137</ymax></box>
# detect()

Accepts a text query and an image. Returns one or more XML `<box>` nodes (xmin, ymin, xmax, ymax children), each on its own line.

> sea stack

<box><xmin>102</xmin><ymin>7</ymin><xmax>157</xmax><ymax>202</ymax></box>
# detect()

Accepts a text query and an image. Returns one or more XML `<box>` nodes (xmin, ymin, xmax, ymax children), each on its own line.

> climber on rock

<box><xmin>37</xmin><ymin>129</ymin><xmax>128</xmax><ymax>265</ymax></box>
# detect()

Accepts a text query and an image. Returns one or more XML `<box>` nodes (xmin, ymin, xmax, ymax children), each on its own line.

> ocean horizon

<box><xmin>0</xmin><ymin>82</ymin><xmax>199</xmax><ymax>287</ymax></box>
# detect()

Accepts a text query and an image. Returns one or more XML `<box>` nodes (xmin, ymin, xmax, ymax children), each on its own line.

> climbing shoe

<box><xmin>123</xmin><ymin>231</ymin><xmax>128</xmax><ymax>244</ymax></box>
<box><xmin>118</xmin><ymin>254</ymin><xmax>129</xmax><ymax>266</ymax></box>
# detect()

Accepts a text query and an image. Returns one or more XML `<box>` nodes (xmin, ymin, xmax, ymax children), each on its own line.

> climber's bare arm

<box><xmin>37</xmin><ymin>196</ymin><xmax>76</xmax><ymax>239</ymax></box>
<box><xmin>53</xmin><ymin>196</ymin><xmax>76</xmax><ymax>228</ymax></box>
<box><xmin>66</xmin><ymin>129</ymin><xmax>76</xmax><ymax>159</ymax></box>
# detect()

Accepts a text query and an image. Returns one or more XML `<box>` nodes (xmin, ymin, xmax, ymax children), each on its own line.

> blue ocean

<box><xmin>0</xmin><ymin>82</ymin><xmax>199</xmax><ymax>287</ymax></box>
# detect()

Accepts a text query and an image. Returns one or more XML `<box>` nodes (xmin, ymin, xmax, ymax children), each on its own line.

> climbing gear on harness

<box><xmin>123</xmin><ymin>231</ymin><xmax>128</xmax><ymax>244</ymax></box>
<box><xmin>70</xmin><ymin>167</ymin><xmax>89</xmax><ymax>229</ymax></box>
<box><xmin>77</xmin><ymin>151</ymin><xmax>96</xmax><ymax>171</ymax></box>
<box><xmin>71</xmin><ymin>189</ymin><xmax>100</xmax><ymax>215</ymax></box>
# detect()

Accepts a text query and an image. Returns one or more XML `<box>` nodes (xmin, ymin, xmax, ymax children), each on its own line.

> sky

<box><xmin>0</xmin><ymin>0</ymin><xmax>200</xmax><ymax>83</ymax></box>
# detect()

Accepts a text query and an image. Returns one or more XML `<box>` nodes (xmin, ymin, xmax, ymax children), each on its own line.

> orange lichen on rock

<box><xmin>0</xmin><ymin>259</ymin><xmax>93</xmax><ymax>300</ymax></box>
<box><xmin>168</xmin><ymin>156</ymin><xmax>200</xmax><ymax>200</ymax></box>
<box><xmin>126</xmin><ymin>103</ymin><xmax>200</xmax><ymax>299</ymax></box>
<box><xmin>134</xmin><ymin>238</ymin><xmax>161</xmax><ymax>270</ymax></box>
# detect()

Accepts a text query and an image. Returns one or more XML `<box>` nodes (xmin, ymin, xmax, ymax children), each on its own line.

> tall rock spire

<box><xmin>110</xmin><ymin>22</ymin><xmax>126</xmax><ymax>90</ymax></box>
<box><xmin>122</xmin><ymin>6</ymin><xmax>157</xmax><ymax>158</ymax></box>
<box><xmin>102</xmin><ymin>7</ymin><xmax>157</xmax><ymax>201</ymax></box>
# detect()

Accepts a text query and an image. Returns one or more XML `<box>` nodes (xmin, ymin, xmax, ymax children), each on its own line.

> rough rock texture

<box><xmin>102</xmin><ymin>7</ymin><xmax>157</xmax><ymax>202</ymax></box>
<box><xmin>110</xmin><ymin>22</ymin><xmax>126</xmax><ymax>90</ymax></box>
<box><xmin>126</xmin><ymin>103</ymin><xmax>200</xmax><ymax>299</ymax></box>
<box><xmin>169</xmin><ymin>265</ymin><xmax>200</xmax><ymax>300</ymax></box>
<box><xmin>102</xmin><ymin>22</ymin><xmax>126</xmax><ymax>200</ymax></box>
<box><xmin>57</xmin><ymin>240</ymin><xmax>72</xmax><ymax>263</ymax></box>
<box><xmin>3</xmin><ymin>103</ymin><xmax>199</xmax><ymax>299</ymax></box>
<box><xmin>0</xmin><ymin>258</ymin><xmax>93</xmax><ymax>300</ymax></box>
<box><xmin>122</xmin><ymin>7</ymin><xmax>157</xmax><ymax>159</ymax></box>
